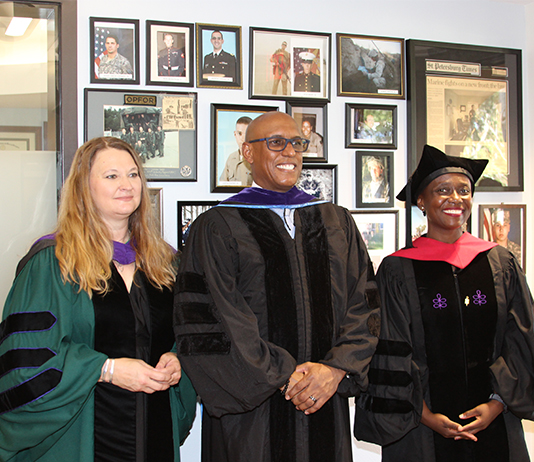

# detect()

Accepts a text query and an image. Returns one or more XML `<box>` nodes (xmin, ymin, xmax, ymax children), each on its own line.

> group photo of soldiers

<box><xmin>104</xmin><ymin>106</ymin><xmax>166</xmax><ymax>163</ymax></box>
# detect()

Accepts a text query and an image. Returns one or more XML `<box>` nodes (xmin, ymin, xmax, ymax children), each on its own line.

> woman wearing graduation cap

<box><xmin>355</xmin><ymin>145</ymin><xmax>534</xmax><ymax>461</ymax></box>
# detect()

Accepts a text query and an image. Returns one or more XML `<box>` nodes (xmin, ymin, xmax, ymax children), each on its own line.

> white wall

<box><xmin>76</xmin><ymin>1</ymin><xmax>534</xmax><ymax>460</ymax></box>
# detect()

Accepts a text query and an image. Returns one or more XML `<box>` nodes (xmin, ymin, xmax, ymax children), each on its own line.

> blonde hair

<box><xmin>55</xmin><ymin>137</ymin><xmax>175</xmax><ymax>296</ymax></box>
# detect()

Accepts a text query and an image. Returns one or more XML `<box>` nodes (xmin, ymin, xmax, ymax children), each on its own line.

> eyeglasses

<box><xmin>247</xmin><ymin>136</ymin><xmax>309</xmax><ymax>152</ymax></box>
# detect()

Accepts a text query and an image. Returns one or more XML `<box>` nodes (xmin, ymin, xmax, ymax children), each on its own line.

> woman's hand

<box><xmin>155</xmin><ymin>352</ymin><xmax>182</xmax><ymax>386</ymax></box>
<box><xmin>421</xmin><ymin>401</ymin><xmax>478</xmax><ymax>441</ymax></box>
<box><xmin>105</xmin><ymin>357</ymin><xmax>175</xmax><ymax>393</ymax></box>
<box><xmin>457</xmin><ymin>400</ymin><xmax>504</xmax><ymax>436</ymax></box>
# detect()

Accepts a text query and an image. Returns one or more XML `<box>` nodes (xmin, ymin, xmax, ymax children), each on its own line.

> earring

<box><xmin>421</xmin><ymin>206</ymin><xmax>426</xmax><ymax>217</ymax></box>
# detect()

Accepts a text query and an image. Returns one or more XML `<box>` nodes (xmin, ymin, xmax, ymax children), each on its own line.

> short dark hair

<box><xmin>211</xmin><ymin>30</ymin><xmax>223</xmax><ymax>39</ymax></box>
<box><xmin>236</xmin><ymin>116</ymin><xmax>252</xmax><ymax>126</ymax></box>
<box><xmin>105</xmin><ymin>34</ymin><xmax>119</xmax><ymax>44</ymax></box>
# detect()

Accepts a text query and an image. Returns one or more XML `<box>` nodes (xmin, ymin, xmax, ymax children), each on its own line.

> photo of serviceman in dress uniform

<box><xmin>202</xmin><ymin>30</ymin><xmax>237</xmax><ymax>83</ymax></box>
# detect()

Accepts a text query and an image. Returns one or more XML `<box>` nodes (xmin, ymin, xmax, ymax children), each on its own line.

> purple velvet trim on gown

<box><xmin>219</xmin><ymin>186</ymin><xmax>320</xmax><ymax>208</ymax></box>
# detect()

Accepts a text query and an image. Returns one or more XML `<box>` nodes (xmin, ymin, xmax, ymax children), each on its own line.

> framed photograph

<box><xmin>84</xmin><ymin>89</ymin><xmax>197</xmax><ymax>182</ymax></box>
<box><xmin>148</xmin><ymin>188</ymin><xmax>163</xmax><ymax>236</ymax></box>
<box><xmin>90</xmin><ymin>17</ymin><xmax>139</xmax><ymax>84</ymax></box>
<box><xmin>356</xmin><ymin>151</ymin><xmax>394</xmax><ymax>208</ymax></box>
<box><xmin>286</xmin><ymin>100</ymin><xmax>327</xmax><ymax>162</ymax></box>
<box><xmin>407</xmin><ymin>40</ymin><xmax>523</xmax><ymax>191</ymax></box>
<box><xmin>146</xmin><ymin>21</ymin><xmax>194</xmax><ymax>87</ymax></box>
<box><xmin>478</xmin><ymin>204</ymin><xmax>526</xmax><ymax>268</ymax></box>
<box><xmin>0</xmin><ymin>126</ymin><xmax>43</xmax><ymax>151</ymax></box>
<box><xmin>177</xmin><ymin>201</ymin><xmax>219</xmax><ymax>249</ymax></box>
<box><xmin>250</xmin><ymin>27</ymin><xmax>331</xmax><ymax>100</ymax></box>
<box><xmin>337</xmin><ymin>33</ymin><xmax>404</xmax><ymax>98</ymax></box>
<box><xmin>351</xmin><ymin>210</ymin><xmax>399</xmax><ymax>273</ymax></box>
<box><xmin>346</xmin><ymin>103</ymin><xmax>397</xmax><ymax>149</ymax></box>
<box><xmin>211</xmin><ymin>103</ymin><xmax>278</xmax><ymax>193</ymax></box>
<box><xmin>196</xmin><ymin>23</ymin><xmax>242</xmax><ymax>89</ymax></box>
<box><xmin>297</xmin><ymin>164</ymin><xmax>337</xmax><ymax>203</ymax></box>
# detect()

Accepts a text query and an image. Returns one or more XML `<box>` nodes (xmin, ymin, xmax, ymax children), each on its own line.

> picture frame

<box><xmin>356</xmin><ymin>151</ymin><xmax>394</xmax><ymax>208</ymax></box>
<box><xmin>337</xmin><ymin>33</ymin><xmax>404</xmax><ymax>98</ymax></box>
<box><xmin>345</xmin><ymin>103</ymin><xmax>397</xmax><ymax>149</ymax></box>
<box><xmin>0</xmin><ymin>126</ymin><xmax>43</xmax><ymax>151</ymax></box>
<box><xmin>84</xmin><ymin>88</ymin><xmax>197</xmax><ymax>182</ymax></box>
<box><xmin>177</xmin><ymin>201</ymin><xmax>219</xmax><ymax>249</ymax></box>
<box><xmin>286</xmin><ymin>100</ymin><xmax>328</xmax><ymax>162</ymax></box>
<box><xmin>350</xmin><ymin>210</ymin><xmax>399</xmax><ymax>273</ymax></box>
<box><xmin>250</xmin><ymin>27</ymin><xmax>331</xmax><ymax>101</ymax></box>
<box><xmin>407</xmin><ymin>39</ymin><xmax>523</xmax><ymax>191</ymax></box>
<box><xmin>478</xmin><ymin>204</ymin><xmax>526</xmax><ymax>268</ymax></box>
<box><xmin>211</xmin><ymin>103</ymin><xmax>278</xmax><ymax>193</ymax></box>
<box><xmin>297</xmin><ymin>164</ymin><xmax>337</xmax><ymax>203</ymax></box>
<box><xmin>146</xmin><ymin>20</ymin><xmax>194</xmax><ymax>87</ymax></box>
<box><xmin>90</xmin><ymin>17</ymin><xmax>139</xmax><ymax>84</ymax></box>
<box><xmin>196</xmin><ymin>23</ymin><xmax>242</xmax><ymax>89</ymax></box>
<box><xmin>148</xmin><ymin>187</ymin><xmax>163</xmax><ymax>236</ymax></box>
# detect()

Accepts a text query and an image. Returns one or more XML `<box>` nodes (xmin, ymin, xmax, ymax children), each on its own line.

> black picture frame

<box><xmin>146</xmin><ymin>20</ymin><xmax>194</xmax><ymax>87</ymax></box>
<box><xmin>196</xmin><ymin>23</ymin><xmax>242</xmax><ymax>89</ymax></box>
<box><xmin>337</xmin><ymin>33</ymin><xmax>404</xmax><ymax>99</ymax></box>
<box><xmin>90</xmin><ymin>17</ymin><xmax>139</xmax><ymax>84</ymax></box>
<box><xmin>356</xmin><ymin>151</ymin><xmax>394</xmax><ymax>208</ymax></box>
<box><xmin>345</xmin><ymin>103</ymin><xmax>397</xmax><ymax>149</ymax></box>
<box><xmin>407</xmin><ymin>39</ymin><xmax>523</xmax><ymax>191</ymax></box>
<box><xmin>297</xmin><ymin>164</ymin><xmax>337</xmax><ymax>203</ymax></box>
<box><xmin>177</xmin><ymin>201</ymin><xmax>219</xmax><ymax>249</ymax></box>
<box><xmin>84</xmin><ymin>88</ymin><xmax>197</xmax><ymax>182</ymax></box>
<box><xmin>350</xmin><ymin>209</ymin><xmax>399</xmax><ymax>272</ymax></box>
<box><xmin>211</xmin><ymin>103</ymin><xmax>278</xmax><ymax>193</ymax></box>
<box><xmin>478</xmin><ymin>203</ymin><xmax>526</xmax><ymax>268</ymax></box>
<box><xmin>286</xmin><ymin>100</ymin><xmax>328</xmax><ymax>162</ymax></box>
<box><xmin>250</xmin><ymin>27</ymin><xmax>331</xmax><ymax>101</ymax></box>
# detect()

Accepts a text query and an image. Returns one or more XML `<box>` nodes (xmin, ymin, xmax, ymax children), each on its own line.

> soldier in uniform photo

<box><xmin>301</xmin><ymin>119</ymin><xmax>323</xmax><ymax>157</ymax></box>
<box><xmin>294</xmin><ymin>51</ymin><xmax>320</xmax><ymax>93</ymax></box>
<box><xmin>158</xmin><ymin>33</ymin><xmax>185</xmax><ymax>77</ymax></box>
<box><xmin>271</xmin><ymin>41</ymin><xmax>291</xmax><ymax>95</ymax></box>
<box><xmin>95</xmin><ymin>34</ymin><xmax>133</xmax><ymax>79</ymax></box>
<box><xmin>219</xmin><ymin>116</ymin><xmax>253</xmax><ymax>186</ymax></box>
<box><xmin>491</xmin><ymin>209</ymin><xmax>522</xmax><ymax>266</ymax></box>
<box><xmin>203</xmin><ymin>30</ymin><xmax>236</xmax><ymax>82</ymax></box>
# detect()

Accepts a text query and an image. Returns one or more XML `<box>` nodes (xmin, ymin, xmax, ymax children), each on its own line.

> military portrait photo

<box><xmin>287</xmin><ymin>101</ymin><xmax>328</xmax><ymax>161</ymax></box>
<box><xmin>211</xmin><ymin>104</ymin><xmax>277</xmax><ymax>192</ymax></box>
<box><xmin>196</xmin><ymin>23</ymin><xmax>242</xmax><ymax>88</ymax></box>
<box><xmin>250</xmin><ymin>28</ymin><xmax>330</xmax><ymax>100</ymax></box>
<box><xmin>90</xmin><ymin>17</ymin><xmax>139</xmax><ymax>84</ymax></box>
<box><xmin>146</xmin><ymin>21</ymin><xmax>194</xmax><ymax>87</ymax></box>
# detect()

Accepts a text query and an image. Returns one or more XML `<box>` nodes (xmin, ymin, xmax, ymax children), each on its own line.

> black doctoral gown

<box><xmin>355</xmin><ymin>233</ymin><xmax>534</xmax><ymax>462</ymax></box>
<box><xmin>174</xmin><ymin>188</ymin><xmax>380</xmax><ymax>462</ymax></box>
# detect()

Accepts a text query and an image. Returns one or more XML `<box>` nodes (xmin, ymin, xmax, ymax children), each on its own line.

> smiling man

<box><xmin>174</xmin><ymin>112</ymin><xmax>379</xmax><ymax>462</ymax></box>
<box><xmin>96</xmin><ymin>34</ymin><xmax>133</xmax><ymax>79</ymax></box>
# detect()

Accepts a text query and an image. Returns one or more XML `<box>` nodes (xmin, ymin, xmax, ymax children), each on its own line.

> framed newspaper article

<box><xmin>407</xmin><ymin>40</ymin><xmax>523</xmax><ymax>191</ymax></box>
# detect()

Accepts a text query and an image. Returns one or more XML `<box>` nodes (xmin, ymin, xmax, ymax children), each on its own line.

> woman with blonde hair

<box><xmin>0</xmin><ymin>137</ymin><xmax>196</xmax><ymax>461</ymax></box>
